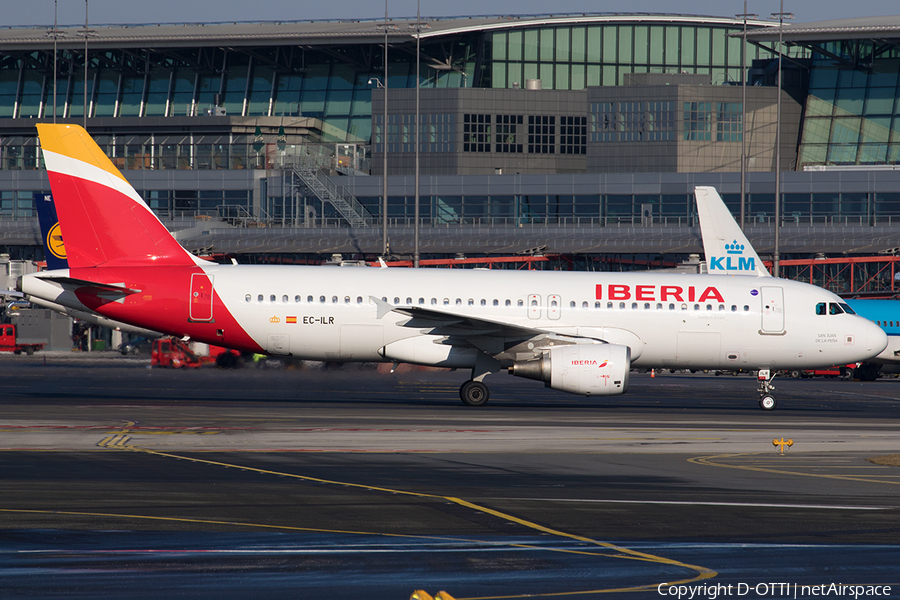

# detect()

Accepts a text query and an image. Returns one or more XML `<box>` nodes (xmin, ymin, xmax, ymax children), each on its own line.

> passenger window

<box><xmin>506</xmin><ymin>300</ymin><xmax>512</xmax><ymax>307</ymax></box>
<box><xmin>731</xmin><ymin>305</ymin><xmax>737</xmax><ymax>312</ymax></box>
<box><xmin>458</xmin><ymin>298</ymin><xmax>464</xmax><ymax>306</ymax></box>
<box><xmin>619</xmin><ymin>302</ymin><xmax>626</xmax><ymax>309</ymax></box>
<box><xmin>283</xmin><ymin>295</ymin><xmax>289</xmax><ymax>303</ymax></box>
<box><xmin>681</xmin><ymin>303</ymin><xmax>688</xmax><ymax>311</ymax></box>
<box><xmin>518</xmin><ymin>300</ymin><xmax>524</xmax><ymax>307</ymax></box>
<box><xmin>743</xmin><ymin>305</ymin><xmax>750</xmax><ymax>312</ymax></box>
<box><xmin>631</xmin><ymin>302</ymin><xmax>638</xmax><ymax>310</ymax></box>
<box><xmin>344</xmin><ymin>296</ymin><xmax>350</xmax><ymax>304</ymax></box>
<box><xmin>357</xmin><ymin>297</ymin><xmax>363</xmax><ymax>304</ymax></box>
<box><xmin>418</xmin><ymin>298</ymin><xmax>425</xmax><ymax>305</ymax></box>
<box><xmin>444</xmin><ymin>298</ymin><xmax>450</xmax><ymax>305</ymax></box>
<box><xmin>493</xmin><ymin>299</ymin><xmax>499</xmax><ymax>306</ymax></box>
<box><xmin>394</xmin><ymin>297</ymin><xmax>400</xmax><ymax>304</ymax></box>
<box><xmin>570</xmin><ymin>301</ymin><xmax>576</xmax><ymax>308</ymax></box>
<box><xmin>258</xmin><ymin>294</ymin><xmax>264</xmax><ymax>302</ymax></box>
<box><xmin>431</xmin><ymin>298</ymin><xmax>437</xmax><ymax>305</ymax></box>
<box><xmin>693</xmin><ymin>304</ymin><xmax>699</xmax><ymax>311</ymax></box>
<box><xmin>584</xmin><ymin>302</ymin><xmax>591</xmax><ymax>309</ymax></box>
<box><xmin>332</xmin><ymin>296</ymin><xmax>338</xmax><ymax>304</ymax></box>
<box><xmin>552</xmin><ymin>300</ymin><xmax>559</xmax><ymax>308</ymax></box>
<box><xmin>643</xmin><ymin>302</ymin><xmax>649</xmax><ymax>310</ymax></box>
<box><xmin>668</xmin><ymin>303</ymin><xmax>675</xmax><ymax>310</ymax></box>
<box><xmin>595</xmin><ymin>301</ymin><xmax>601</xmax><ymax>309</ymax></box>
<box><xmin>320</xmin><ymin>296</ymin><xmax>326</xmax><ymax>303</ymax></box>
<box><xmin>470</xmin><ymin>299</ymin><xmax>475</xmax><ymax>306</ymax></box>
<box><xmin>406</xmin><ymin>297</ymin><xmax>413</xmax><ymax>304</ymax></box>
<box><xmin>245</xmin><ymin>294</ymin><xmax>251</xmax><ymax>302</ymax></box>
<box><xmin>307</xmin><ymin>295</ymin><xmax>313</xmax><ymax>303</ymax></box>
<box><xmin>719</xmin><ymin>304</ymin><xmax>725</xmax><ymax>311</ymax></box>
<box><xmin>816</xmin><ymin>302</ymin><xmax>826</xmax><ymax>316</ymax></box>
<box><xmin>268</xmin><ymin>295</ymin><xmax>275</xmax><ymax>302</ymax></box>
<box><xmin>656</xmin><ymin>303</ymin><xmax>662</xmax><ymax>310</ymax></box>
<box><xmin>295</xmin><ymin>295</ymin><xmax>301</xmax><ymax>303</ymax></box>
<box><xmin>706</xmin><ymin>304</ymin><xmax>712</xmax><ymax>311</ymax></box>
<box><xmin>607</xmin><ymin>302</ymin><xmax>613</xmax><ymax>309</ymax></box>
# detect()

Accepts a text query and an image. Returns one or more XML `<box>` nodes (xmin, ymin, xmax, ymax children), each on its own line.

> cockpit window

<box><xmin>839</xmin><ymin>302</ymin><xmax>856</xmax><ymax>315</ymax></box>
<box><xmin>815</xmin><ymin>302</ymin><xmax>826</xmax><ymax>316</ymax></box>
<box><xmin>828</xmin><ymin>302</ymin><xmax>844</xmax><ymax>315</ymax></box>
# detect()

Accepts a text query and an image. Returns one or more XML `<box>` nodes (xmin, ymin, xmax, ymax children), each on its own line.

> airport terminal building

<box><xmin>1</xmin><ymin>13</ymin><xmax>900</xmax><ymax>261</ymax></box>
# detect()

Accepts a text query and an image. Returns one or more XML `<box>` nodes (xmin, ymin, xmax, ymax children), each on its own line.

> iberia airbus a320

<box><xmin>19</xmin><ymin>124</ymin><xmax>887</xmax><ymax>409</ymax></box>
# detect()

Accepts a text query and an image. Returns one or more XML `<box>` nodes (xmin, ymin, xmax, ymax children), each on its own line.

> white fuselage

<box><xmin>194</xmin><ymin>266</ymin><xmax>885</xmax><ymax>370</ymax></box>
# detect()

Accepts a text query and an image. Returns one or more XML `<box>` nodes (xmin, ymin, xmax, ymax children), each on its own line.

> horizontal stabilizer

<box><xmin>35</xmin><ymin>274</ymin><xmax>142</xmax><ymax>295</ymax></box>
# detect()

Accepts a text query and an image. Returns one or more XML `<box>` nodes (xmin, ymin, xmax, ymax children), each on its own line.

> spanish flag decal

<box><xmin>286</xmin><ymin>316</ymin><xmax>297</xmax><ymax>324</ymax></box>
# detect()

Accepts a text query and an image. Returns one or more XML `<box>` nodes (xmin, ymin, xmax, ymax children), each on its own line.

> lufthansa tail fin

<box><xmin>33</xmin><ymin>192</ymin><xmax>68</xmax><ymax>270</ymax></box>
<box><xmin>694</xmin><ymin>186</ymin><xmax>770</xmax><ymax>277</ymax></box>
<box><xmin>37</xmin><ymin>124</ymin><xmax>200</xmax><ymax>269</ymax></box>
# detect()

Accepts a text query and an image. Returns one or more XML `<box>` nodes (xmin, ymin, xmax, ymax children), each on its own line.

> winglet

<box><xmin>694</xmin><ymin>186</ymin><xmax>770</xmax><ymax>277</ymax></box>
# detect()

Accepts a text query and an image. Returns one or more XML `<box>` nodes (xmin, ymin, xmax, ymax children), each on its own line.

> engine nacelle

<box><xmin>509</xmin><ymin>344</ymin><xmax>630</xmax><ymax>396</ymax></box>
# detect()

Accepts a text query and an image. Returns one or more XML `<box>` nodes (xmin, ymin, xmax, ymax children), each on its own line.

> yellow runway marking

<box><xmin>689</xmin><ymin>453</ymin><xmax>900</xmax><ymax>485</ymax></box>
<box><xmin>73</xmin><ymin>432</ymin><xmax>718</xmax><ymax>598</ymax></box>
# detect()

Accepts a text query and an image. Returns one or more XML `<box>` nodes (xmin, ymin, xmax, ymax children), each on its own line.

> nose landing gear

<box><xmin>757</xmin><ymin>369</ymin><xmax>777</xmax><ymax>410</ymax></box>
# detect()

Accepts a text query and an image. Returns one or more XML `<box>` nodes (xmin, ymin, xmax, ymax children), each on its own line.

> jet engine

<box><xmin>509</xmin><ymin>343</ymin><xmax>630</xmax><ymax>396</ymax></box>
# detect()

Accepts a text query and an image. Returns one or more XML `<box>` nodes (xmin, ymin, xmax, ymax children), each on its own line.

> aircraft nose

<box><xmin>866</xmin><ymin>318</ymin><xmax>889</xmax><ymax>356</ymax></box>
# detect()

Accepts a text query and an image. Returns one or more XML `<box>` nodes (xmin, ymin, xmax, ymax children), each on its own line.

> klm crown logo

<box><xmin>709</xmin><ymin>240</ymin><xmax>755</xmax><ymax>272</ymax></box>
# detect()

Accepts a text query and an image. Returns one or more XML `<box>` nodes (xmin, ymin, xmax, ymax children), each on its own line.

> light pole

<box><xmin>369</xmin><ymin>77</ymin><xmax>389</xmax><ymax>257</ymax></box>
<box><xmin>376</xmin><ymin>1</ymin><xmax>395</xmax><ymax>259</ymax></box>
<box><xmin>410</xmin><ymin>1</ymin><xmax>428</xmax><ymax>268</ymax></box>
<box><xmin>737</xmin><ymin>2</ymin><xmax>757</xmax><ymax>231</ymax></box>
<box><xmin>77</xmin><ymin>0</ymin><xmax>96</xmax><ymax>130</ymax></box>
<box><xmin>771</xmin><ymin>2</ymin><xmax>793</xmax><ymax>277</ymax></box>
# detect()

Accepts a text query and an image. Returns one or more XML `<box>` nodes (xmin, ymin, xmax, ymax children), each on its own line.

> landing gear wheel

<box><xmin>759</xmin><ymin>394</ymin><xmax>777</xmax><ymax>411</ymax></box>
<box><xmin>459</xmin><ymin>380</ymin><xmax>490</xmax><ymax>407</ymax></box>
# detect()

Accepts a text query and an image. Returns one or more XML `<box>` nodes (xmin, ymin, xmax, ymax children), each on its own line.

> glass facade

<box><xmin>0</xmin><ymin>19</ymin><xmax>774</xmax><ymax>147</ymax></box>
<box><xmin>488</xmin><ymin>23</ymin><xmax>773</xmax><ymax>89</ymax></box>
<box><xmin>798</xmin><ymin>42</ymin><xmax>900</xmax><ymax>167</ymax></box>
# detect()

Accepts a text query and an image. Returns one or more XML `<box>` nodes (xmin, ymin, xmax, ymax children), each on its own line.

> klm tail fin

<box><xmin>37</xmin><ymin>124</ymin><xmax>199</xmax><ymax>269</ymax></box>
<box><xmin>33</xmin><ymin>192</ymin><xmax>68</xmax><ymax>270</ymax></box>
<box><xmin>694</xmin><ymin>186</ymin><xmax>770</xmax><ymax>277</ymax></box>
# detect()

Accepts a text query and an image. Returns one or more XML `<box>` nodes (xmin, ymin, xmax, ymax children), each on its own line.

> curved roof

<box><xmin>0</xmin><ymin>13</ymin><xmax>776</xmax><ymax>50</ymax></box>
<box><xmin>744</xmin><ymin>15</ymin><xmax>900</xmax><ymax>42</ymax></box>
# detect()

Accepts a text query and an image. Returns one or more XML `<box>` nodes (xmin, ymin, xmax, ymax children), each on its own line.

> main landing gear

<box><xmin>459</xmin><ymin>353</ymin><xmax>501</xmax><ymax>407</ymax></box>
<box><xmin>757</xmin><ymin>369</ymin><xmax>777</xmax><ymax>411</ymax></box>
<box><xmin>460</xmin><ymin>380</ymin><xmax>490</xmax><ymax>406</ymax></box>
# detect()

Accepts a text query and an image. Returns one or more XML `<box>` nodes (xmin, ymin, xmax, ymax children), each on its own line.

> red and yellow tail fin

<box><xmin>37</xmin><ymin>124</ymin><xmax>197</xmax><ymax>269</ymax></box>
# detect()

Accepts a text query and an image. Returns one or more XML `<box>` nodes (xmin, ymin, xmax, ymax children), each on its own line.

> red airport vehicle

<box><xmin>0</xmin><ymin>324</ymin><xmax>44</xmax><ymax>355</ymax></box>
<box><xmin>150</xmin><ymin>337</ymin><xmax>228</xmax><ymax>368</ymax></box>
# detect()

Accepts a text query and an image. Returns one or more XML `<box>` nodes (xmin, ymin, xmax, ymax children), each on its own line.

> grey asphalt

<box><xmin>1</xmin><ymin>354</ymin><xmax>899</xmax><ymax>599</ymax></box>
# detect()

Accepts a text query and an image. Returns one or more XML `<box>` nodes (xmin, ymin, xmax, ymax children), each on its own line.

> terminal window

<box><xmin>560</xmin><ymin>116</ymin><xmax>586</xmax><ymax>154</ymax></box>
<box><xmin>464</xmin><ymin>114</ymin><xmax>492</xmax><ymax>152</ymax></box>
<box><xmin>528</xmin><ymin>115</ymin><xmax>556</xmax><ymax>153</ymax></box>
<box><xmin>495</xmin><ymin>114</ymin><xmax>523</xmax><ymax>153</ymax></box>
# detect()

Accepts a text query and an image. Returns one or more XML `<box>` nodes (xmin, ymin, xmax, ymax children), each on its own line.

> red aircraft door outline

<box><xmin>189</xmin><ymin>273</ymin><xmax>214</xmax><ymax>322</ymax></box>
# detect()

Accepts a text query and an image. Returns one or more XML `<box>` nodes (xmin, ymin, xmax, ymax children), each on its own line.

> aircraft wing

<box><xmin>371</xmin><ymin>296</ymin><xmax>606</xmax><ymax>359</ymax></box>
